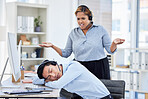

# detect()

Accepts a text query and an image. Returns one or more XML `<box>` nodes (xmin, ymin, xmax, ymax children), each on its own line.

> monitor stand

<box><xmin>0</xmin><ymin>57</ymin><xmax>20</xmax><ymax>88</ymax></box>
<box><xmin>0</xmin><ymin>57</ymin><xmax>9</xmax><ymax>86</ymax></box>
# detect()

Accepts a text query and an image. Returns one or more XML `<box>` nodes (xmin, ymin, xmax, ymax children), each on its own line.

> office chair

<box><xmin>60</xmin><ymin>88</ymin><xmax>73</xmax><ymax>99</ymax></box>
<box><xmin>100</xmin><ymin>79</ymin><xmax>125</xmax><ymax>99</ymax></box>
<box><xmin>60</xmin><ymin>80</ymin><xmax>125</xmax><ymax>99</ymax></box>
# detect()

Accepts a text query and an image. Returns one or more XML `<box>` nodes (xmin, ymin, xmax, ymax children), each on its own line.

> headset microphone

<box><xmin>57</xmin><ymin>64</ymin><xmax>61</xmax><ymax>72</ymax></box>
<box><xmin>83</xmin><ymin>22</ymin><xmax>92</xmax><ymax>30</ymax></box>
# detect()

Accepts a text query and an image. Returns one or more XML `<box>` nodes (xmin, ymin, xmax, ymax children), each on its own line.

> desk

<box><xmin>0</xmin><ymin>75</ymin><xmax>60</xmax><ymax>98</ymax></box>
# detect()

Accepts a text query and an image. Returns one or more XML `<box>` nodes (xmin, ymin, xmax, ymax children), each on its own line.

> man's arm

<box><xmin>33</xmin><ymin>77</ymin><xmax>45</xmax><ymax>85</ymax></box>
<box><xmin>45</xmin><ymin>62</ymin><xmax>82</xmax><ymax>89</ymax></box>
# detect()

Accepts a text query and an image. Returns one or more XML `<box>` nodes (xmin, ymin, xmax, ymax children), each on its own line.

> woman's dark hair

<box><xmin>37</xmin><ymin>60</ymin><xmax>57</xmax><ymax>79</ymax></box>
<box><xmin>75</xmin><ymin>5</ymin><xmax>93</xmax><ymax>20</ymax></box>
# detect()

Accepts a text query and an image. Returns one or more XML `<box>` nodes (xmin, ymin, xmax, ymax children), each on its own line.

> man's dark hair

<box><xmin>37</xmin><ymin>60</ymin><xmax>57</xmax><ymax>79</ymax></box>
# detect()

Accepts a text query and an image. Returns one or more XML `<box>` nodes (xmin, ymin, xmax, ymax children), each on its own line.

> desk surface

<box><xmin>0</xmin><ymin>75</ymin><xmax>60</xmax><ymax>98</ymax></box>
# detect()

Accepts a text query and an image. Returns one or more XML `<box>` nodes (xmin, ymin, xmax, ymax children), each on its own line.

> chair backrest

<box><xmin>100</xmin><ymin>79</ymin><xmax>125</xmax><ymax>99</ymax></box>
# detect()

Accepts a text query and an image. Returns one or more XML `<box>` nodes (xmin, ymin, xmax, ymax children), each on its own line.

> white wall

<box><xmin>0</xmin><ymin>0</ymin><xmax>7</xmax><ymax>74</ymax></box>
<box><xmin>45</xmin><ymin>0</ymin><xmax>78</xmax><ymax>64</ymax></box>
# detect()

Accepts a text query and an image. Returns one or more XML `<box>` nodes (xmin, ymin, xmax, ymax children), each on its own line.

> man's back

<box><xmin>33</xmin><ymin>61</ymin><xmax>110</xmax><ymax>99</ymax></box>
<box><xmin>62</xmin><ymin>61</ymin><xmax>110</xmax><ymax>99</ymax></box>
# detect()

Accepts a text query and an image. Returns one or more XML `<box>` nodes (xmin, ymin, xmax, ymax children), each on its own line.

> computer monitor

<box><xmin>0</xmin><ymin>33</ymin><xmax>21</xmax><ymax>85</ymax></box>
<box><xmin>8</xmin><ymin>32</ymin><xmax>21</xmax><ymax>81</ymax></box>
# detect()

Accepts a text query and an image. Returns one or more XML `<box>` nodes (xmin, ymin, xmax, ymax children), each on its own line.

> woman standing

<box><xmin>39</xmin><ymin>5</ymin><xmax>125</xmax><ymax>80</ymax></box>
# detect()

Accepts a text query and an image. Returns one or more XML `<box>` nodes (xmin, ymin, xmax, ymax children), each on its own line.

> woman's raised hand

<box><xmin>113</xmin><ymin>38</ymin><xmax>125</xmax><ymax>45</ymax></box>
<box><xmin>39</xmin><ymin>42</ymin><xmax>53</xmax><ymax>48</ymax></box>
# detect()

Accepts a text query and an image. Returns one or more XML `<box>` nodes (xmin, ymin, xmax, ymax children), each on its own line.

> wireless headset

<box><xmin>41</xmin><ymin>60</ymin><xmax>61</xmax><ymax>72</ymax></box>
<box><xmin>77</xmin><ymin>5</ymin><xmax>93</xmax><ymax>30</ymax></box>
<box><xmin>79</xmin><ymin>5</ymin><xmax>93</xmax><ymax>20</ymax></box>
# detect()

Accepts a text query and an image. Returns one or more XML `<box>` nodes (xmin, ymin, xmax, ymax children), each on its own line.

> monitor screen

<box><xmin>8</xmin><ymin>33</ymin><xmax>21</xmax><ymax>81</ymax></box>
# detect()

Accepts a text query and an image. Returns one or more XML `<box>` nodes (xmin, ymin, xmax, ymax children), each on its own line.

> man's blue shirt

<box><xmin>33</xmin><ymin>61</ymin><xmax>110</xmax><ymax>99</ymax></box>
<box><xmin>61</xmin><ymin>25</ymin><xmax>116</xmax><ymax>61</ymax></box>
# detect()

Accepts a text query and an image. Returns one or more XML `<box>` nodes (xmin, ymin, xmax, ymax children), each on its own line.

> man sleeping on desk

<box><xmin>33</xmin><ymin>60</ymin><xmax>112</xmax><ymax>99</ymax></box>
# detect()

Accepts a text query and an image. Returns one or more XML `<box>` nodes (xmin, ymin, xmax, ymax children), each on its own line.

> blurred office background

<box><xmin>1</xmin><ymin>0</ymin><xmax>148</xmax><ymax>98</ymax></box>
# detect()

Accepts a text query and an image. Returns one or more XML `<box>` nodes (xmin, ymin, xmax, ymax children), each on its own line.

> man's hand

<box><xmin>113</xmin><ymin>38</ymin><xmax>125</xmax><ymax>45</ymax></box>
<box><xmin>45</xmin><ymin>79</ymin><xmax>50</xmax><ymax>83</ymax></box>
<box><xmin>39</xmin><ymin>42</ymin><xmax>53</xmax><ymax>48</ymax></box>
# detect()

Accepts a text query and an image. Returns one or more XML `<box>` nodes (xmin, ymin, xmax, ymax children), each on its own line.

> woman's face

<box><xmin>76</xmin><ymin>12</ymin><xmax>91</xmax><ymax>30</ymax></box>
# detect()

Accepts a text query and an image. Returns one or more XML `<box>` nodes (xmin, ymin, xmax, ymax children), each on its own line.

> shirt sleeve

<box><xmin>61</xmin><ymin>34</ymin><xmax>73</xmax><ymax>58</ymax></box>
<box><xmin>45</xmin><ymin>62</ymin><xmax>82</xmax><ymax>89</ymax></box>
<box><xmin>33</xmin><ymin>76</ymin><xmax>45</xmax><ymax>85</ymax></box>
<box><xmin>101</xmin><ymin>26</ymin><xmax>116</xmax><ymax>54</ymax></box>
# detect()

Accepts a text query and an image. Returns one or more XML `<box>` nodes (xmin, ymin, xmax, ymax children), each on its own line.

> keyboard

<box><xmin>24</xmin><ymin>84</ymin><xmax>53</xmax><ymax>92</ymax></box>
<box><xmin>24</xmin><ymin>84</ymin><xmax>41</xmax><ymax>88</ymax></box>
<box><xmin>0</xmin><ymin>84</ymin><xmax>20</xmax><ymax>88</ymax></box>
<box><xmin>26</xmin><ymin>87</ymin><xmax>53</xmax><ymax>92</ymax></box>
<box><xmin>4</xmin><ymin>90</ymin><xmax>42</xmax><ymax>95</ymax></box>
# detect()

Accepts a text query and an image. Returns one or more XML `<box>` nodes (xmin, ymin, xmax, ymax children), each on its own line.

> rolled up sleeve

<box><xmin>61</xmin><ymin>35</ymin><xmax>73</xmax><ymax>58</ymax></box>
<box><xmin>102</xmin><ymin>27</ymin><xmax>117</xmax><ymax>54</ymax></box>
<box><xmin>33</xmin><ymin>76</ymin><xmax>44</xmax><ymax>85</ymax></box>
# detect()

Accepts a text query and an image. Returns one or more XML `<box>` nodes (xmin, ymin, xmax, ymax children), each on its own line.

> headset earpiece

<box><xmin>89</xmin><ymin>11</ymin><xmax>92</xmax><ymax>20</ymax></box>
<box><xmin>79</xmin><ymin>5</ymin><xmax>93</xmax><ymax>21</ymax></box>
